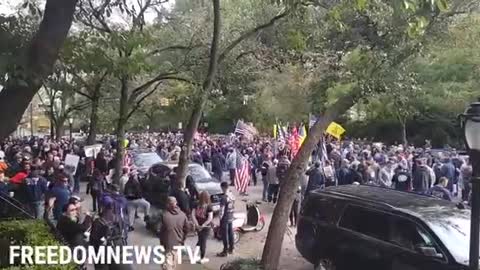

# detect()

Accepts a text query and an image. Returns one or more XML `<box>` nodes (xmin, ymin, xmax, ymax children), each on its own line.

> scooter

<box><xmin>214</xmin><ymin>202</ymin><xmax>265</xmax><ymax>243</ymax></box>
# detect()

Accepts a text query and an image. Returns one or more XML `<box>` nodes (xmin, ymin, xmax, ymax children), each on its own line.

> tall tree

<box><xmin>260</xmin><ymin>0</ymin><xmax>475</xmax><ymax>269</ymax></box>
<box><xmin>175</xmin><ymin>0</ymin><xmax>291</xmax><ymax>188</ymax></box>
<box><xmin>0</xmin><ymin>0</ymin><xmax>78</xmax><ymax>140</ymax></box>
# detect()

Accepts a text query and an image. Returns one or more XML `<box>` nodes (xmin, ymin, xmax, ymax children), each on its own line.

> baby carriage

<box><xmin>214</xmin><ymin>201</ymin><xmax>265</xmax><ymax>243</ymax></box>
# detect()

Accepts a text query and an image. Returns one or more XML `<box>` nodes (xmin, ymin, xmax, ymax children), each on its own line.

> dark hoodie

<box><xmin>159</xmin><ymin>206</ymin><xmax>189</xmax><ymax>252</ymax></box>
<box><xmin>413</xmin><ymin>165</ymin><xmax>432</xmax><ymax>194</ymax></box>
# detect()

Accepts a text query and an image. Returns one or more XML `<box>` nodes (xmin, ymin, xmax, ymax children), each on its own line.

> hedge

<box><xmin>0</xmin><ymin>219</ymin><xmax>77</xmax><ymax>270</ymax></box>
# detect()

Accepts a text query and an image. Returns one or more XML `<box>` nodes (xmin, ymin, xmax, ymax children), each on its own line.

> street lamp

<box><xmin>460</xmin><ymin>100</ymin><xmax>480</xmax><ymax>270</ymax></box>
<box><xmin>69</xmin><ymin>117</ymin><xmax>73</xmax><ymax>140</ymax></box>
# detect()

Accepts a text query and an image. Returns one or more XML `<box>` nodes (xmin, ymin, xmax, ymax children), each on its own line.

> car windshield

<box><xmin>426</xmin><ymin>213</ymin><xmax>470</xmax><ymax>263</ymax></box>
<box><xmin>134</xmin><ymin>153</ymin><xmax>162</xmax><ymax>167</ymax></box>
<box><xmin>188</xmin><ymin>165</ymin><xmax>213</xmax><ymax>183</ymax></box>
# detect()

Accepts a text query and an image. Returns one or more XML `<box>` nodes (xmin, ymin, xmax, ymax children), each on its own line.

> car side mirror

<box><xmin>416</xmin><ymin>246</ymin><xmax>443</xmax><ymax>259</ymax></box>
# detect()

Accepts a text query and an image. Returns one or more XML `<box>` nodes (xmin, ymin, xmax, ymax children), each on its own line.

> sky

<box><xmin>0</xmin><ymin>0</ymin><xmax>16</xmax><ymax>15</ymax></box>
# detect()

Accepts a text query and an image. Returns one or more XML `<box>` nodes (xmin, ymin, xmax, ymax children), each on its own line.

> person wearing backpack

<box><xmin>86</xmin><ymin>169</ymin><xmax>106</xmax><ymax>212</ymax></box>
<box><xmin>90</xmin><ymin>197</ymin><xmax>132</xmax><ymax>270</ymax></box>
<box><xmin>124</xmin><ymin>173</ymin><xmax>151</xmax><ymax>231</ymax></box>
<box><xmin>99</xmin><ymin>184</ymin><xmax>130</xmax><ymax>243</ymax></box>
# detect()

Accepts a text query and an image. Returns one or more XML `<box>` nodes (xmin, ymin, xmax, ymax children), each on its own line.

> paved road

<box><xmin>79</xmin><ymin>178</ymin><xmax>311</xmax><ymax>270</ymax></box>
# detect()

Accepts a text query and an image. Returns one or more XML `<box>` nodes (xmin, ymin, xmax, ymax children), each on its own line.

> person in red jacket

<box><xmin>10</xmin><ymin>163</ymin><xmax>31</xmax><ymax>185</ymax></box>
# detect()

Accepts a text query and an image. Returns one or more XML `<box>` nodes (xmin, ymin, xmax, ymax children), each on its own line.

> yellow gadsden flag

<box><xmin>326</xmin><ymin>122</ymin><xmax>346</xmax><ymax>140</ymax></box>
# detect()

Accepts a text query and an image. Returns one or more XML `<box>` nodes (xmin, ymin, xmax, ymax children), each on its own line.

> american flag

<box><xmin>235</xmin><ymin>156</ymin><xmax>250</xmax><ymax>193</ymax></box>
<box><xmin>234</xmin><ymin>120</ymin><xmax>258</xmax><ymax>139</ymax></box>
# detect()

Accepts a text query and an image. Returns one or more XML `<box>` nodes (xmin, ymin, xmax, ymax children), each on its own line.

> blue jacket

<box><xmin>0</xmin><ymin>181</ymin><xmax>9</xmax><ymax>196</ymax></box>
<box><xmin>25</xmin><ymin>177</ymin><xmax>48</xmax><ymax>202</ymax></box>
<box><xmin>50</xmin><ymin>185</ymin><xmax>71</xmax><ymax>220</ymax></box>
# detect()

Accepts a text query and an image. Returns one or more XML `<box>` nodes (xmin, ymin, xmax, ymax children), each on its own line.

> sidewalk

<box><xmin>79</xmin><ymin>180</ymin><xmax>310</xmax><ymax>270</ymax></box>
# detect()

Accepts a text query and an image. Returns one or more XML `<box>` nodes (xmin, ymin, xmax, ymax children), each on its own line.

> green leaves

<box><xmin>356</xmin><ymin>0</ymin><xmax>369</xmax><ymax>11</ymax></box>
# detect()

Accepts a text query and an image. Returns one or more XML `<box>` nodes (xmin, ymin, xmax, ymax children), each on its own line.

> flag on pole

<box><xmin>320</xmin><ymin>138</ymin><xmax>328</xmax><ymax>165</ymax></box>
<box><xmin>326</xmin><ymin>122</ymin><xmax>346</xmax><ymax>140</ymax></box>
<box><xmin>235</xmin><ymin>120</ymin><xmax>258</xmax><ymax>139</ymax></box>
<box><xmin>235</xmin><ymin>156</ymin><xmax>250</xmax><ymax>193</ymax></box>
<box><xmin>298</xmin><ymin>124</ymin><xmax>307</xmax><ymax>146</ymax></box>
<box><xmin>289</xmin><ymin>126</ymin><xmax>299</xmax><ymax>158</ymax></box>
<box><xmin>309</xmin><ymin>115</ymin><xmax>318</xmax><ymax>128</ymax></box>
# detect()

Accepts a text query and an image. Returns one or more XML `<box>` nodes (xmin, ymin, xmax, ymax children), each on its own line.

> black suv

<box><xmin>296</xmin><ymin>185</ymin><xmax>471</xmax><ymax>270</ymax></box>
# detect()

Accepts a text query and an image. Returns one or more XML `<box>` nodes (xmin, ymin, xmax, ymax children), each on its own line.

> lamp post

<box><xmin>460</xmin><ymin>101</ymin><xmax>480</xmax><ymax>270</ymax></box>
<box><xmin>69</xmin><ymin>118</ymin><xmax>73</xmax><ymax>141</ymax></box>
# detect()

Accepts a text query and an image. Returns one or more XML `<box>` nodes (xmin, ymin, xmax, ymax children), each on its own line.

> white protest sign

<box><xmin>64</xmin><ymin>154</ymin><xmax>80</xmax><ymax>175</ymax></box>
<box><xmin>84</xmin><ymin>144</ymin><xmax>103</xmax><ymax>158</ymax></box>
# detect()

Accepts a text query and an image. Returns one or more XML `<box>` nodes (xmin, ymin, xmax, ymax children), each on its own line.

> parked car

<box><xmin>296</xmin><ymin>185</ymin><xmax>471</xmax><ymax>270</ymax></box>
<box><xmin>132</xmin><ymin>151</ymin><xmax>163</xmax><ymax>178</ymax></box>
<box><xmin>145</xmin><ymin>162</ymin><xmax>223</xmax><ymax>211</ymax></box>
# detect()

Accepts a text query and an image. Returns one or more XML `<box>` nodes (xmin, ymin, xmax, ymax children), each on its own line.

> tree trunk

<box><xmin>176</xmin><ymin>97</ymin><xmax>208</xmax><ymax>187</ymax></box>
<box><xmin>401</xmin><ymin>121</ymin><xmax>408</xmax><ymax>147</ymax></box>
<box><xmin>87</xmin><ymin>95</ymin><xmax>100</xmax><ymax>145</ymax></box>
<box><xmin>49</xmin><ymin>104</ymin><xmax>56</xmax><ymax>138</ymax></box>
<box><xmin>0</xmin><ymin>0</ymin><xmax>78</xmax><ymax>141</ymax></box>
<box><xmin>175</xmin><ymin>0</ymin><xmax>221</xmax><ymax>188</ymax></box>
<box><xmin>55</xmin><ymin>118</ymin><xmax>66</xmax><ymax>140</ymax></box>
<box><xmin>113</xmin><ymin>77</ymin><xmax>129</xmax><ymax>185</ymax></box>
<box><xmin>261</xmin><ymin>94</ymin><xmax>356</xmax><ymax>270</ymax></box>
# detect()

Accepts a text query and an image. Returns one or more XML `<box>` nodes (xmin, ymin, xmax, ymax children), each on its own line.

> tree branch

<box><xmin>218</xmin><ymin>8</ymin><xmax>290</xmax><ymax>63</ymax></box>
<box><xmin>126</xmin><ymin>81</ymin><xmax>163</xmax><ymax>120</ymax></box>
<box><xmin>65</xmin><ymin>100</ymin><xmax>92</xmax><ymax>114</ymax></box>
<box><xmin>149</xmin><ymin>44</ymin><xmax>201</xmax><ymax>56</ymax></box>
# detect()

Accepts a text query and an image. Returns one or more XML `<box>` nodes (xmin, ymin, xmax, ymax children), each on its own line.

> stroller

<box><xmin>214</xmin><ymin>202</ymin><xmax>265</xmax><ymax>243</ymax></box>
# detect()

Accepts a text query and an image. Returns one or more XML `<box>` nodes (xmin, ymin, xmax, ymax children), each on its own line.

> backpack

<box><xmin>90</xmin><ymin>179</ymin><xmax>102</xmax><ymax>193</ymax></box>
<box><xmin>90</xmin><ymin>216</ymin><xmax>125</xmax><ymax>247</ymax></box>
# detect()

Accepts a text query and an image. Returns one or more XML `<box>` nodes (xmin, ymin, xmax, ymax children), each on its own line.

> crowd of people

<box><xmin>0</xmin><ymin>132</ymin><xmax>470</xmax><ymax>269</ymax></box>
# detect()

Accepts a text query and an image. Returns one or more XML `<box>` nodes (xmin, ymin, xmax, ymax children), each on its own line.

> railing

<box><xmin>0</xmin><ymin>192</ymin><xmax>35</xmax><ymax>220</ymax></box>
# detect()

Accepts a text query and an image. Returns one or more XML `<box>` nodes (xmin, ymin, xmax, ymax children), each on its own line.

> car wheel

<box><xmin>233</xmin><ymin>231</ymin><xmax>241</xmax><ymax>244</ymax></box>
<box><xmin>315</xmin><ymin>258</ymin><xmax>336</xmax><ymax>270</ymax></box>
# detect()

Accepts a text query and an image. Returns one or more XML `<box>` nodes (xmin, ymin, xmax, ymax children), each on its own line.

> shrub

<box><xmin>220</xmin><ymin>258</ymin><xmax>263</xmax><ymax>270</ymax></box>
<box><xmin>0</xmin><ymin>219</ymin><xmax>77</xmax><ymax>270</ymax></box>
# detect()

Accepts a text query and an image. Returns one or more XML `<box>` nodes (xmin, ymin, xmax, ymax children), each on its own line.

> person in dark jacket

<box><xmin>426</xmin><ymin>177</ymin><xmax>452</xmax><ymax>201</ymax></box>
<box><xmin>392</xmin><ymin>165</ymin><xmax>412</xmax><ymax>192</ymax></box>
<box><xmin>412</xmin><ymin>159</ymin><xmax>433</xmax><ymax>194</ymax></box>
<box><xmin>217</xmin><ymin>182</ymin><xmax>235</xmax><ymax>257</ymax></box>
<box><xmin>24</xmin><ymin>169</ymin><xmax>48</xmax><ymax>219</ymax></box>
<box><xmin>86</xmin><ymin>169</ymin><xmax>106</xmax><ymax>212</ymax></box>
<box><xmin>0</xmin><ymin>172</ymin><xmax>8</xmax><ymax>196</ymax></box>
<box><xmin>441</xmin><ymin>158</ymin><xmax>456</xmax><ymax>192</ymax></box>
<box><xmin>95</xmin><ymin>152</ymin><xmax>109</xmax><ymax>175</ymax></box>
<box><xmin>124</xmin><ymin>174</ymin><xmax>151</xmax><ymax>230</ymax></box>
<box><xmin>211</xmin><ymin>148</ymin><xmax>226</xmax><ymax>181</ymax></box>
<box><xmin>159</xmin><ymin>196</ymin><xmax>189</xmax><ymax>269</ymax></box>
<box><xmin>305</xmin><ymin>162</ymin><xmax>324</xmax><ymax>195</ymax></box>
<box><xmin>336</xmin><ymin>160</ymin><xmax>351</xmax><ymax>186</ymax></box>
<box><xmin>276</xmin><ymin>155</ymin><xmax>291</xmax><ymax>182</ymax></box>
<box><xmin>57</xmin><ymin>201</ymin><xmax>92</xmax><ymax>248</ymax></box>
<box><xmin>170</xmin><ymin>181</ymin><xmax>191</xmax><ymax>216</ymax></box>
